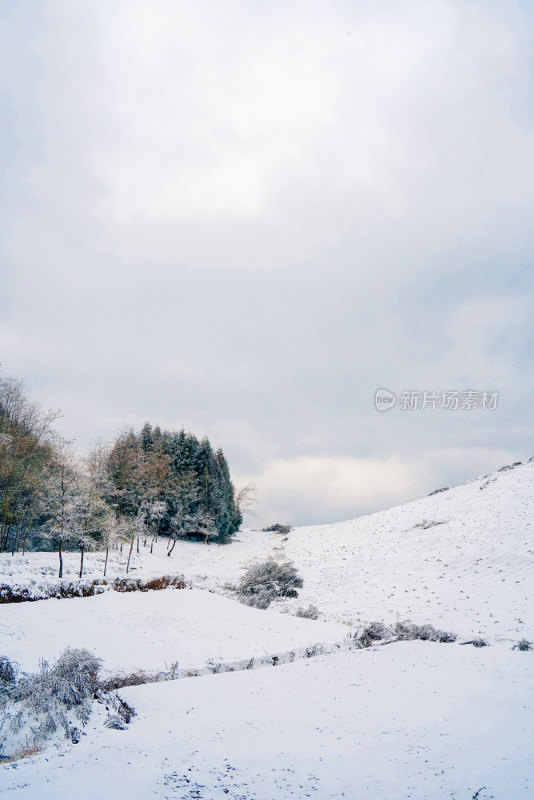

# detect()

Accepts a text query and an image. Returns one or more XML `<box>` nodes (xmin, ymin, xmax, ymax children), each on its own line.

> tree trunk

<box><xmin>21</xmin><ymin>518</ymin><xmax>33</xmax><ymax>556</ymax></box>
<box><xmin>104</xmin><ymin>546</ymin><xmax>109</xmax><ymax>577</ymax></box>
<box><xmin>167</xmin><ymin>536</ymin><xmax>177</xmax><ymax>557</ymax></box>
<box><xmin>58</xmin><ymin>538</ymin><xmax>63</xmax><ymax>579</ymax></box>
<box><xmin>79</xmin><ymin>542</ymin><xmax>85</xmax><ymax>578</ymax></box>
<box><xmin>126</xmin><ymin>530</ymin><xmax>135</xmax><ymax>573</ymax></box>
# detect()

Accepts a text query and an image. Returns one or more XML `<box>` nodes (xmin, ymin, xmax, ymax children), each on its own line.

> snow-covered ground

<box><xmin>0</xmin><ymin>588</ymin><xmax>346</xmax><ymax>676</ymax></box>
<box><xmin>0</xmin><ymin>460</ymin><xmax>533</xmax><ymax>798</ymax></box>
<box><xmin>2</xmin><ymin>459</ymin><xmax>532</xmax><ymax>640</ymax></box>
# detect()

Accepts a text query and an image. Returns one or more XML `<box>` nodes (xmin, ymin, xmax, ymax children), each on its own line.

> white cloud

<box><xmin>237</xmin><ymin>445</ymin><xmax>525</xmax><ymax>526</ymax></box>
<box><xmin>1</xmin><ymin>0</ymin><xmax>533</xmax><ymax>525</ymax></box>
<box><xmin>242</xmin><ymin>455</ymin><xmax>420</xmax><ymax>525</ymax></box>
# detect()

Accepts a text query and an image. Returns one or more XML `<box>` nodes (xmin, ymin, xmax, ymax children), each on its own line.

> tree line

<box><xmin>0</xmin><ymin>371</ymin><xmax>247</xmax><ymax>574</ymax></box>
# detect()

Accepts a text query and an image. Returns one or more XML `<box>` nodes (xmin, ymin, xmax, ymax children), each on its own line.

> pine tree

<box><xmin>105</xmin><ymin>426</ymin><xmax>241</xmax><ymax>543</ymax></box>
<box><xmin>139</xmin><ymin>422</ymin><xmax>154</xmax><ymax>453</ymax></box>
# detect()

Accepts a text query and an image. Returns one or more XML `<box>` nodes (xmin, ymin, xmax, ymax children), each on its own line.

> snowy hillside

<box><xmin>4</xmin><ymin>458</ymin><xmax>531</xmax><ymax>638</ymax></box>
<box><xmin>0</xmin><ymin>460</ymin><xmax>532</xmax><ymax>799</ymax></box>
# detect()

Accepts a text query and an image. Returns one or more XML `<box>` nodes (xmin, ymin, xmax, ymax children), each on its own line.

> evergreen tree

<box><xmin>105</xmin><ymin>426</ymin><xmax>241</xmax><ymax>543</ymax></box>
<box><xmin>139</xmin><ymin>422</ymin><xmax>154</xmax><ymax>453</ymax></box>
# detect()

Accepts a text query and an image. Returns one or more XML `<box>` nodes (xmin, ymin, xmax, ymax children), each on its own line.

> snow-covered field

<box><xmin>0</xmin><ymin>589</ymin><xmax>347</xmax><ymax>677</ymax></box>
<box><xmin>0</xmin><ymin>460</ymin><xmax>533</xmax><ymax>798</ymax></box>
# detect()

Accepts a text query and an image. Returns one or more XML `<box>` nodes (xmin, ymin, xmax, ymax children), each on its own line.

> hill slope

<box><xmin>0</xmin><ymin>460</ymin><xmax>532</xmax><ymax>799</ymax></box>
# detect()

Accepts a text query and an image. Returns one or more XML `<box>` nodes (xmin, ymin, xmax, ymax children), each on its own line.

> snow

<box><xmin>0</xmin><ymin>460</ymin><xmax>533</xmax><ymax>798</ymax></box>
<box><xmin>0</xmin><ymin>588</ymin><xmax>346</xmax><ymax>676</ymax></box>
<box><xmin>1</xmin><ymin>644</ymin><xmax>532</xmax><ymax>799</ymax></box>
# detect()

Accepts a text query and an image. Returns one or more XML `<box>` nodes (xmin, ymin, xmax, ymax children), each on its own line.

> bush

<box><xmin>99</xmin><ymin>692</ymin><xmax>136</xmax><ymax>725</ymax></box>
<box><xmin>460</xmin><ymin>639</ymin><xmax>488</xmax><ymax>648</ymax></box>
<box><xmin>237</xmin><ymin>559</ymin><xmax>303</xmax><ymax>609</ymax></box>
<box><xmin>352</xmin><ymin>620</ymin><xmax>456</xmax><ymax>648</ymax></box>
<box><xmin>295</xmin><ymin>604</ymin><xmax>319</xmax><ymax>620</ymax></box>
<box><xmin>261</xmin><ymin>524</ymin><xmax>292</xmax><ymax>534</ymax></box>
<box><xmin>359</xmin><ymin>622</ymin><xmax>394</xmax><ymax>647</ymax></box>
<box><xmin>0</xmin><ymin>648</ymin><xmax>102</xmax><ymax>758</ymax></box>
<box><xmin>513</xmin><ymin>639</ymin><xmax>533</xmax><ymax>651</ymax></box>
<box><xmin>0</xmin><ymin>656</ymin><xmax>16</xmax><ymax>686</ymax></box>
<box><xmin>393</xmin><ymin>621</ymin><xmax>456</xmax><ymax>643</ymax></box>
<box><xmin>3</xmin><ymin>743</ymin><xmax>44</xmax><ymax>762</ymax></box>
<box><xmin>46</xmin><ymin>648</ymin><xmax>101</xmax><ymax>709</ymax></box>
<box><xmin>0</xmin><ymin>575</ymin><xmax>187</xmax><ymax>605</ymax></box>
<box><xmin>100</xmin><ymin>670</ymin><xmax>154</xmax><ymax>691</ymax></box>
<box><xmin>413</xmin><ymin>519</ymin><xmax>446</xmax><ymax>530</ymax></box>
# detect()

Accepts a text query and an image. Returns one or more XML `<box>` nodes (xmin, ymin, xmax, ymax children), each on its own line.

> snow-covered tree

<box><xmin>0</xmin><ymin>374</ymin><xmax>60</xmax><ymax>554</ymax></box>
<box><xmin>42</xmin><ymin>439</ymin><xmax>81</xmax><ymax>578</ymax></box>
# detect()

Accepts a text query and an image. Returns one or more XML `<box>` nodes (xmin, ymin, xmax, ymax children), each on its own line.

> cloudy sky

<box><xmin>1</xmin><ymin>0</ymin><xmax>533</xmax><ymax>526</ymax></box>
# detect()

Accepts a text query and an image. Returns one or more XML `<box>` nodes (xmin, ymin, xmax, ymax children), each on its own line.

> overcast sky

<box><xmin>1</xmin><ymin>0</ymin><xmax>533</xmax><ymax>526</ymax></box>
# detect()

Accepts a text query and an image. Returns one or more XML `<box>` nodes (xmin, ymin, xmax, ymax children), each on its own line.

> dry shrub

<box><xmin>262</xmin><ymin>524</ymin><xmax>292</xmax><ymax>534</ymax></box>
<box><xmin>1</xmin><ymin>575</ymin><xmax>186</xmax><ymax>604</ymax></box>
<box><xmin>100</xmin><ymin>670</ymin><xmax>155</xmax><ymax>692</ymax></box>
<box><xmin>4</xmin><ymin>743</ymin><xmax>44</xmax><ymax>762</ymax></box>
<box><xmin>142</xmin><ymin>576</ymin><xmax>186</xmax><ymax>591</ymax></box>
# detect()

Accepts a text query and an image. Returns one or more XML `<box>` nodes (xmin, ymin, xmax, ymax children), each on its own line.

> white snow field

<box><xmin>0</xmin><ymin>460</ymin><xmax>533</xmax><ymax>798</ymax></box>
<box><xmin>0</xmin><ymin>589</ymin><xmax>347</xmax><ymax>676</ymax></box>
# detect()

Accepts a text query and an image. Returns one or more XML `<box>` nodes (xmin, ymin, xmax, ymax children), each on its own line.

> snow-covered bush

<box><xmin>0</xmin><ymin>574</ymin><xmax>187</xmax><ymax>605</ymax></box>
<box><xmin>101</xmin><ymin>669</ymin><xmax>154</xmax><ymax>691</ymax></box>
<box><xmin>237</xmin><ymin>559</ymin><xmax>303</xmax><ymax>609</ymax></box>
<box><xmin>513</xmin><ymin>639</ymin><xmax>533</xmax><ymax>651</ymax></box>
<box><xmin>261</xmin><ymin>524</ymin><xmax>292</xmax><ymax>534</ymax></box>
<box><xmin>413</xmin><ymin>519</ymin><xmax>446</xmax><ymax>530</ymax></box>
<box><xmin>0</xmin><ymin>648</ymin><xmax>102</xmax><ymax>759</ymax></box>
<box><xmin>359</xmin><ymin>622</ymin><xmax>394</xmax><ymax>647</ymax></box>
<box><xmin>352</xmin><ymin>620</ymin><xmax>456</xmax><ymax>648</ymax></box>
<box><xmin>393</xmin><ymin>621</ymin><xmax>456</xmax><ymax>643</ymax></box>
<box><xmin>98</xmin><ymin>691</ymin><xmax>136</xmax><ymax>726</ymax></box>
<box><xmin>460</xmin><ymin>639</ymin><xmax>488</xmax><ymax>648</ymax></box>
<box><xmin>295</xmin><ymin>604</ymin><xmax>319</xmax><ymax>620</ymax></box>
<box><xmin>0</xmin><ymin>656</ymin><xmax>17</xmax><ymax>686</ymax></box>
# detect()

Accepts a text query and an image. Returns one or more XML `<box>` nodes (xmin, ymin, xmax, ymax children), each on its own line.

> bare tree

<box><xmin>148</xmin><ymin>500</ymin><xmax>166</xmax><ymax>552</ymax></box>
<box><xmin>42</xmin><ymin>439</ymin><xmax>80</xmax><ymax>578</ymax></box>
<box><xmin>126</xmin><ymin>505</ymin><xmax>146</xmax><ymax>574</ymax></box>
<box><xmin>235</xmin><ymin>483</ymin><xmax>258</xmax><ymax>521</ymax></box>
